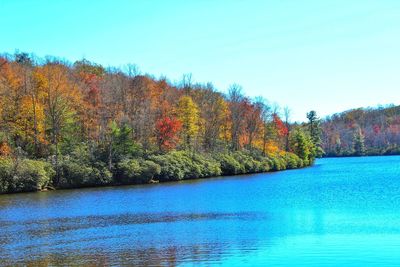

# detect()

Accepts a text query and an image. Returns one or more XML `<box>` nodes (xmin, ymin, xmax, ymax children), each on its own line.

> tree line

<box><xmin>321</xmin><ymin>105</ymin><xmax>400</xmax><ymax>156</ymax></box>
<box><xmin>0</xmin><ymin>52</ymin><xmax>319</xmax><ymax>194</ymax></box>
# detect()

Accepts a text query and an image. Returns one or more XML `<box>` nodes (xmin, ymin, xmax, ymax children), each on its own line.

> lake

<box><xmin>1</xmin><ymin>156</ymin><xmax>400</xmax><ymax>266</ymax></box>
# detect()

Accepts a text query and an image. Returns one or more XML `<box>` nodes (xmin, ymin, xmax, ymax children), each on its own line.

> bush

<box><xmin>149</xmin><ymin>152</ymin><xmax>186</xmax><ymax>181</ymax></box>
<box><xmin>216</xmin><ymin>153</ymin><xmax>244</xmax><ymax>175</ymax></box>
<box><xmin>58</xmin><ymin>159</ymin><xmax>112</xmax><ymax>188</ymax></box>
<box><xmin>191</xmin><ymin>153</ymin><xmax>221</xmax><ymax>177</ymax></box>
<box><xmin>215</xmin><ymin>151</ymin><xmax>273</xmax><ymax>175</ymax></box>
<box><xmin>56</xmin><ymin>143</ymin><xmax>113</xmax><ymax>188</ymax></box>
<box><xmin>1</xmin><ymin>145</ymin><xmax>309</xmax><ymax>194</ymax></box>
<box><xmin>149</xmin><ymin>151</ymin><xmax>221</xmax><ymax>182</ymax></box>
<box><xmin>116</xmin><ymin>159</ymin><xmax>161</xmax><ymax>184</ymax></box>
<box><xmin>0</xmin><ymin>159</ymin><xmax>13</xmax><ymax>193</ymax></box>
<box><xmin>232</xmin><ymin>151</ymin><xmax>263</xmax><ymax>173</ymax></box>
<box><xmin>256</xmin><ymin>157</ymin><xmax>272</xmax><ymax>172</ymax></box>
<box><xmin>268</xmin><ymin>154</ymin><xmax>287</xmax><ymax>171</ymax></box>
<box><xmin>283</xmin><ymin>152</ymin><xmax>302</xmax><ymax>169</ymax></box>
<box><xmin>0</xmin><ymin>158</ymin><xmax>54</xmax><ymax>193</ymax></box>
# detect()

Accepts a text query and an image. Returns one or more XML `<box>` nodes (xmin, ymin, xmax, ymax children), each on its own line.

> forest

<box><xmin>321</xmin><ymin>105</ymin><xmax>400</xmax><ymax>156</ymax></box>
<box><xmin>0</xmin><ymin>52</ymin><xmax>319</xmax><ymax>194</ymax></box>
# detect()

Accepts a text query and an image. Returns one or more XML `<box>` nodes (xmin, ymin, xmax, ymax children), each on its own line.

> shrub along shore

<box><xmin>0</xmin><ymin>149</ymin><xmax>312</xmax><ymax>194</ymax></box>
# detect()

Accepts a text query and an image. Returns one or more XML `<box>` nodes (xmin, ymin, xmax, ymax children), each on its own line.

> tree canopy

<box><xmin>0</xmin><ymin>52</ymin><xmax>318</xmax><ymax>193</ymax></box>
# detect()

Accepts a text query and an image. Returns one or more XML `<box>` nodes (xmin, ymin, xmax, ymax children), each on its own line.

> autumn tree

<box><xmin>191</xmin><ymin>85</ymin><xmax>229</xmax><ymax>151</ymax></box>
<box><xmin>253</xmin><ymin>97</ymin><xmax>272</xmax><ymax>155</ymax></box>
<box><xmin>0</xmin><ymin>56</ymin><xmax>46</xmax><ymax>156</ymax></box>
<box><xmin>176</xmin><ymin>95</ymin><xmax>199</xmax><ymax>149</ymax></box>
<box><xmin>243</xmin><ymin>100</ymin><xmax>262</xmax><ymax>149</ymax></box>
<box><xmin>155</xmin><ymin>116</ymin><xmax>182</xmax><ymax>151</ymax></box>
<box><xmin>0</xmin><ymin>132</ymin><xmax>11</xmax><ymax>158</ymax></box>
<box><xmin>73</xmin><ymin>59</ymin><xmax>105</xmax><ymax>141</ymax></box>
<box><xmin>228</xmin><ymin>84</ymin><xmax>246</xmax><ymax>150</ymax></box>
<box><xmin>262</xmin><ymin>113</ymin><xmax>288</xmax><ymax>153</ymax></box>
<box><xmin>33</xmin><ymin>63</ymin><xmax>83</xmax><ymax>180</ymax></box>
<box><xmin>0</xmin><ymin>60</ymin><xmax>24</xmax><ymax>144</ymax></box>
<box><xmin>125</xmin><ymin>76</ymin><xmax>161</xmax><ymax>149</ymax></box>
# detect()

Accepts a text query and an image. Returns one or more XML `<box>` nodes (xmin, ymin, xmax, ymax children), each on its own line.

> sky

<box><xmin>1</xmin><ymin>0</ymin><xmax>400</xmax><ymax>121</ymax></box>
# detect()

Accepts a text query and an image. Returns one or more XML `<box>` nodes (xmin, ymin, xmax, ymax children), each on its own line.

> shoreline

<box><xmin>8</xmin><ymin>154</ymin><xmax>400</xmax><ymax>196</ymax></box>
<box><xmin>322</xmin><ymin>153</ymin><xmax>400</xmax><ymax>158</ymax></box>
<box><xmin>0</xmin><ymin>161</ymin><xmax>312</xmax><ymax>196</ymax></box>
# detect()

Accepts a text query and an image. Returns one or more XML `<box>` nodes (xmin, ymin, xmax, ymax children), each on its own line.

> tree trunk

<box><xmin>108</xmin><ymin>135</ymin><xmax>113</xmax><ymax>171</ymax></box>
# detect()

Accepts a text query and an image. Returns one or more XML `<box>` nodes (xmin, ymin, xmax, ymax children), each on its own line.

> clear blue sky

<box><xmin>1</xmin><ymin>0</ymin><xmax>400</xmax><ymax>121</ymax></box>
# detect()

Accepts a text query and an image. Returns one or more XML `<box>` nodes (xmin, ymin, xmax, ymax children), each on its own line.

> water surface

<box><xmin>1</xmin><ymin>156</ymin><xmax>400</xmax><ymax>266</ymax></box>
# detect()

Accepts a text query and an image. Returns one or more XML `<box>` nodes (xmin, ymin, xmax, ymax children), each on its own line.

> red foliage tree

<box><xmin>273</xmin><ymin>114</ymin><xmax>288</xmax><ymax>137</ymax></box>
<box><xmin>82</xmin><ymin>73</ymin><xmax>101</xmax><ymax>106</ymax></box>
<box><xmin>155</xmin><ymin>116</ymin><xmax>182</xmax><ymax>151</ymax></box>
<box><xmin>373</xmin><ymin>124</ymin><xmax>381</xmax><ymax>134</ymax></box>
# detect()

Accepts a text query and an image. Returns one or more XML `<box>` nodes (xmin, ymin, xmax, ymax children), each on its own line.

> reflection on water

<box><xmin>1</xmin><ymin>212</ymin><xmax>265</xmax><ymax>239</ymax></box>
<box><xmin>1</xmin><ymin>156</ymin><xmax>400</xmax><ymax>266</ymax></box>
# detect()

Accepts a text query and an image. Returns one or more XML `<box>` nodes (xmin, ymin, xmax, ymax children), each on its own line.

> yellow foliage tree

<box><xmin>0</xmin><ymin>61</ymin><xmax>24</xmax><ymax>139</ymax></box>
<box><xmin>33</xmin><ymin>64</ymin><xmax>82</xmax><ymax>145</ymax></box>
<box><xmin>176</xmin><ymin>95</ymin><xmax>199</xmax><ymax>147</ymax></box>
<box><xmin>14</xmin><ymin>96</ymin><xmax>46</xmax><ymax>145</ymax></box>
<box><xmin>33</xmin><ymin>64</ymin><xmax>83</xmax><ymax>180</ymax></box>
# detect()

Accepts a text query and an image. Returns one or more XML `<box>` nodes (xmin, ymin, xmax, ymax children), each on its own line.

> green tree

<box><xmin>306</xmin><ymin>110</ymin><xmax>324</xmax><ymax>157</ymax></box>
<box><xmin>106</xmin><ymin>122</ymin><xmax>141</xmax><ymax>170</ymax></box>
<box><xmin>290</xmin><ymin>129</ymin><xmax>316</xmax><ymax>165</ymax></box>
<box><xmin>353</xmin><ymin>127</ymin><xmax>365</xmax><ymax>156</ymax></box>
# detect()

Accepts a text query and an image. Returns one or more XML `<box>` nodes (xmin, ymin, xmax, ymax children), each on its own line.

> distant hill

<box><xmin>321</xmin><ymin>105</ymin><xmax>400</xmax><ymax>156</ymax></box>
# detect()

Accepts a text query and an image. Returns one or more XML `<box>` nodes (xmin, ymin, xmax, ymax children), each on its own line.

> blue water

<box><xmin>1</xmin><ymin>156</ymin><xmax>400</xmax><ymax>266</ymax></box>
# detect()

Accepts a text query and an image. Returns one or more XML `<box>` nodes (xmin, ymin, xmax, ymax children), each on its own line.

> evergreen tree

<box><xmin>353</xmin><ymin>127</ymin><xmax>366</xmax><ymax>156</ymax></box>
<box><xmin>289</xmin><ymin>129</ymin><xmax>316</xmax><ymax>165</ymax></box>
<box><xmin>306</xmin><ymin>110</ymin><xmax>324</xmax><ymax>157</ymax></box>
